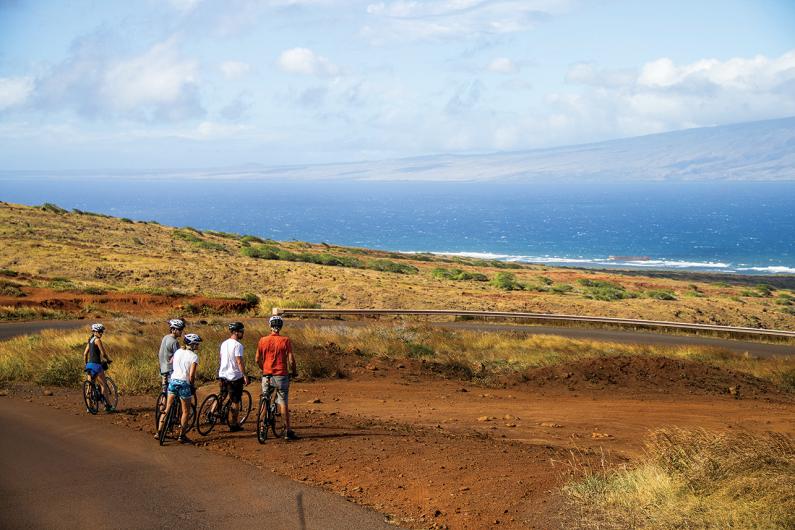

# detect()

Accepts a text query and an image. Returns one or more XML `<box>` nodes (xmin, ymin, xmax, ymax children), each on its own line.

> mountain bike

<box><xmin>158</xmin><ymin>389</ymin><xmax>197</xmax><ymax>446</ymax></box>
<box><xmin>82</xmin><ymin>361</ymin><xmax>118</xmax><ymax>414</ymax></box>
<box><xmin>154</xmin><ymin>378</ymin><xmax>196</xmax><ymax>433</ymax></box>
<box><xmin>196</xmin><ymin>377</ymin><xmax>253</xmax><ymax>436</ymax></box>
<box><xmin>256</xmin><ymin>377</ymin><xmax>287</xmax><ymax>443</ymax></box>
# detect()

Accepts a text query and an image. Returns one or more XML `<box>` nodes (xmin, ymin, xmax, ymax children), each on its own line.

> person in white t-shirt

<box><xmin>157</xmin><ymin>333</ymin><xmax>201</xmax><ymax>444</ymax></box>
<box><xmin>218</xmin><ymin>322</ymin><xmax>249</xmax><ymax>432</ymax></box>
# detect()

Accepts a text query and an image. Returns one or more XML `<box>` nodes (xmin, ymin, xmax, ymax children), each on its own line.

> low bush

<box><xmin>491</xmin><ymin>272</ymin><xmax>524</xmax><ymax>291</ymax></box>
<box><xmin>0</xmin><ymin>269</ymin><xmax>19</xmax><ymax>277</ymax></box>
<box><xmin>41</xmin><ymin>203</ymin><xmax>67</xmax><ymax>214</ymax></box>
<box><xmin>36</xmin><ymin>353</ymin><xmax>83</xmax><ymax>387</ymax></box>
<box><xmin>646</xmin><ymin>289</ymin><xmax>677</xmax><ymax>301</ymax></box>
<box><xmin>366</xmin><ymin>259</ymin><xmax>418</xmax><ymax>274</ymax></box>
<box><xmin>432</xmin><ymin>268</ymin><xmax>488</xmax><ymax>281</ymax></box>
<box><xmin>551</xmin><ymin>283</ymin><xmax>574</xmax><ymax>294</ymax></box>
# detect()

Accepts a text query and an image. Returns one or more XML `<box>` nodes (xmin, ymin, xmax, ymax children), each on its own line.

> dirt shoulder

<box><xmin>5</xmin><ymin>367</ymin><xmax>794</xmax><ymax>530</ymax></box>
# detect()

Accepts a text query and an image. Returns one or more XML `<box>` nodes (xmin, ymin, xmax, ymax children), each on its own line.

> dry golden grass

<box><xmin>2</xmin><ymin>201</ymin><xmax>795</xmax><ymax>329</ymax></box>
<box><xmin>3</xmin><ymin>319</ymin><xmax>793</xmax><ymax>394</ymax></box>
<box><xmin>564</xmin><ymin>428</ymin><xmax>795</xmax><ymax>529</ymax></box>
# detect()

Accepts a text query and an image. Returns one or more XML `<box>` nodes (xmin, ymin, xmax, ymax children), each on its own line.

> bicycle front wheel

<box><xmin>256</xmin><ymin>396</ymin><xmax>268</xmax><ymax>444</ymax></box>
<box><xmin>104</xmin><ymin>377</ymin><xmax>119</xmax><ymax>410</ymax></box>
<box><xmin>159</xmin><ymin>401</ymin><xmax>176</xmax><ymax>446</ymax></box>
<box><xmin>154</xmin><ymin>393</ymin><xmax>167</xmax><ymax>431</ymax></box>
<box><xmin>197</xmin><ymin>394</ymin><xmax>219</xmax><ymax>436</ymax></box>
<box><xmin>83</xmin><ymin>381</ymin><xmax>99</xmax><ymax>415</ymax></box>
<box><xmin>239</xmin><ymin>390</ymin><xmax>252</xmax><ymax>425</ymax></box>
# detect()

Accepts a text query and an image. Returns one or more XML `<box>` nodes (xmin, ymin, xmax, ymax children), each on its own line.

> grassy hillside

<box><xmin>1</xmin><ymin>201</ymin><xmax>794</xmax><ymax>329</ymax></box>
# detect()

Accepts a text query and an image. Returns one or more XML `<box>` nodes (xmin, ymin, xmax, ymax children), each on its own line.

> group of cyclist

<box><xmin>84</xmin><ymin>314</ymin><xmax>298</xmax><ymax>445</ymax></box>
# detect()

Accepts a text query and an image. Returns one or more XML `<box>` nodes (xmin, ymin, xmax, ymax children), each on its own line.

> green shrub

<box><xmin>647</xmin><ymin>290</ymin><xmax>677</xmax><ymax>301</ymax></box>
<box><xmin>0</xmin><ymin>280</ymin><xmax>24</xmax><ymax>297</ymax></box>
<box><xmin>537</xmin><ymin>275</ymin><xmax>553</xmax><ymax>285</ymax></box>
<box><xmin>243</xmin><ymin>293</ymin><xmax>260</xmax><ymax>307</ymax></box>
<box><xmin>406</xmin><ymin>342</ymin><xmax>435</xmax><ymax>358</ymax></box>
<box><xmin>120</xmin><ymin>217</ymin><xmax>133</xmax><ymax>223</ymax></box>
<box><xmin>241</xmin><ymin>235</ymin><xmax>266</xmax><ymax>244</ymax></box>
<box><xmin>41</xmin><ymin>202</ymin><xmax>67</xmax><ymax>214</ymax></box>
<box><xmin>432</xmin><ymin>268</ymin><xmax>488</xmax><ymax>281</ymax></box>
<box><xmin>81</xmin><ymin>287</ymin><xmax>107</xmax><ymax>295</ymax></box>
<box><xmin>173</xmin><ymin>230</ymin><xmax>202</xmax><ymax>243</ymax></box>
<box><xmin>578</xmin><ymin>278</ymin><xmax>624</xmax><ymax>290</ymax></box>
<box><xmin>366</xmin><ymin>259</ymin><xmax>418</xmax><ymax>274</ymax></box>
<box><xmin>551</xmin><ymin>283</ymin><xmax>573</xmax><ymax>294</ymax></box>
<box><xmin>0</xmin><ymin>269</ymin><xmax>19</xmax><ymax>277</ymax></box>
<box><xmin>583</xmin><ymin>286</ymin><xmax>627</xmax><ymax>301</ymax></box>
<box><xmin>491</xmin><ymin>272</ymin><xmax>524</xmax><ymax>291</ymax></box>
<box><xmin>48</xmin><ymin>278</ymin><xmax>76</xmax><ymax>291</ymax></box>
<box><xmin>205</xmin><ymin>230</ymin><xmax>239</xmax><ymax>239</ymax></box>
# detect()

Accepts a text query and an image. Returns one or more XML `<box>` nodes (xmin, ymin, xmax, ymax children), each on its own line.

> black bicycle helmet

<box><xmin>228</xmin><ymin>321</ymin><xmax>245</xmax><ymax>332</ymax></box>
<box><xmin>268</xmin><ymin>315</ymin><xmax>284</xmax><ymax>330</ymax></box>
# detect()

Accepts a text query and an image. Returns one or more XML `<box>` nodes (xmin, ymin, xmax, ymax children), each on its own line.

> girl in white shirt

<box><xmin>158</xmin><ymin>333</ymin><xmax>201</xmax><ymax>444</ymax></box>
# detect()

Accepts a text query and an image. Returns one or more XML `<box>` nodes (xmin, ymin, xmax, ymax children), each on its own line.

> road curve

<box><xmin>0</xmin><ymin>398</ymin><xmax>394</xmax><ymax>530</ymax></box>
<box><xmin>2</xmin><ymin>318</ymin><xmax>793</xmax><ymax>358</ymax></box>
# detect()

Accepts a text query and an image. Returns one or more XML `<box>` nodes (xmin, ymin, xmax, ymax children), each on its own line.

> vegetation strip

<box><xmin>278</xmin><ymin>308</ymin><xmax>795</xmax><ymax>338</ymax></box>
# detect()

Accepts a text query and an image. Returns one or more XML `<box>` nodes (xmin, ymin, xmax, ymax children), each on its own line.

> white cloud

<box><xmin>31</xmin><ymin>35</ymin><xmax>205</xmax><ymax>122</ymax></box>
<box><xmin>363</xmin><ymin>0</ymin><xmax>572</xmax><ymax>41</ymax></box>
<box><xmin>558</xmin><ymin>50</ymin><xmax>795</xmax><ymax>138</ymax></box>
<box><xmin>487</xmin><ymin>57</ymin><xmax>516</xmax><ymax>74</ymax></box>
<box><xmin>102</xmin><ymin>39</ymin><xmax>199</xmax><ymax>112</ymax></box>
<box><xmin>0</xmin><ymin>76</ymin><xmax>34</xmax><ymax>110</ymax></box>
<box><xmin>220</xmin><ymin>60</ymin><xmax>251</xmax><ymax>79</ymax></box>
<box><xmin>278</xmin><ymin>48</ymin><xmax>340</xmax><ymax>76</ymax></box>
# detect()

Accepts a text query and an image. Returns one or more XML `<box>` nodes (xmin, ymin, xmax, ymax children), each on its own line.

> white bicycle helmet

<box><xmin>183</xmin><ymin>333</ymin><xmax>202</xmax><ymax>346</ymax></box>
<box><xmin>268</xmin><ymin>315</ymin><xmax>283</xmax><ymax>330</ymax></box>
<box><xmin>91</xmin><ymin>323</ymin><xmax>105</xmax><ymax>333</ymax></box>
<box><xmin>168</xmin><ymin>318</ymin><xmax>186</xmax><ymax>330</ymax></box>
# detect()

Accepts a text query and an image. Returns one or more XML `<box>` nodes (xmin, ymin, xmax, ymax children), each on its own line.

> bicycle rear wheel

<box><xmin>238</xmin><ymin>390</ymin><xmax>252</xmax><ymax>425</ymax></box>
<box><xmin>83</xmin><ymin>381</ymin><xmax>99</xmax><ymax>415</ymax></box>
<box><xmin>184</xmin><ymin>397</ymin><xmax>197</xmax><ymax>434</ymax></box>
<box><xmin>271</xmin><ymin>401</ymin><xmax>287</xmax><ymax>439</ymax></box>
<box><xmin>256</xmin><ymin>396</ymin><xmax>268</xmax><ymax>444</ymax></box>
<box><xmin>197</xmin><ymin>394</ymin><xmax>219</xmax><ymax>436</ymax></box>
<box><xmin>104</xmin><ymin>377</ymin><xmax>119</xmax><ymax>410</ymax></box>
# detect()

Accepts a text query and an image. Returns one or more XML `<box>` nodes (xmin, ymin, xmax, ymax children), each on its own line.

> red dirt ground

<box><xmin>5</xmin><ymin>357</ymin><xmax>794</xmax><ymax>529</ymax></box>
<box><xmin>0</xmin><ymin>287</ymin><xmax>251</xmax><ymax>314</ymax></box>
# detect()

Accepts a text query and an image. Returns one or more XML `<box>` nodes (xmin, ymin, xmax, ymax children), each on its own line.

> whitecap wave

<box><xmin>737</xmin><ymin>266</ymin><xmax>795</xmax><ymax>274</ymax></box>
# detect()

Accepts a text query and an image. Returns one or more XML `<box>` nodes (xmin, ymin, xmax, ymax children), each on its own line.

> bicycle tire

<box><xmin>104</xmin><ymin>376</ymin><xmax>119</xmax><ymax>410</ymax></box>
<box><xmin>184</xmin><ymin>398</ymin><xmax>197</xmax><ymax>434</ymax></box>
<box><xmin>154</xmin><ymin>392</ymin><xmax>167</xmax><ymax>431</ymax></box>
<box><xmin>271</xmin><ymin>400</ymin><xmax>287</xmax><ymax>439</ymax></box>
<box><xmin>256</xmin><ymin>396</ymin><xmax>268</xmax><ymax>444</ymax></box>
<box><xmin>83</xmin><ymin>381</ymin><xmax>99</xmax><ymax>415</ymax></box>
<box><xmin>239</xmin><ymin>390</ymin><xmax>252</xmax><ymax>425</ymax></box>
<box><xmin>197</xmin><ymin>394</ymin><xmax>219</xmax><ymax>436</ymax></box>
<box><xmin>159</xmin><ymin>399</ymin><xmax>176</xmax><ymax>446</ymax></box>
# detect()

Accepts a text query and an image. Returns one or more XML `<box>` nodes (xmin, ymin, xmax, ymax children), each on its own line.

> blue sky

<box><xmin>1</xmin><ymin>0</ymin><xmax>794</xmax><ymax>169</ymax></box>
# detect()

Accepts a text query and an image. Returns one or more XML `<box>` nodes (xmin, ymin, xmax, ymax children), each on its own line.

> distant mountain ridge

<box><xmin>4</xmin><ymin>117</ymin><xmax>795</xmax><ymax>182</ymax></box>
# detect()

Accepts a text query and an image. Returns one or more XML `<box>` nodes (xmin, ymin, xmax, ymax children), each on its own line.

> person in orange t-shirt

<box><xmin>256</xmin><ymin>315</ymin><xmax>298</xmax><ymax>440</ymax></box>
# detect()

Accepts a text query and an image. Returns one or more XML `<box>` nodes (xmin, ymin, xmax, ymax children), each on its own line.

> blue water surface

<box><xmin>1</xmin><ymin>178</ymin><xmax>793</xmax><ymax>274</ymax></box>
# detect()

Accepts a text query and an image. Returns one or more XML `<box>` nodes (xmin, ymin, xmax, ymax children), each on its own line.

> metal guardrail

<box><xmin>274</xmin><ymin>308</ymin><xmax>795</xmax><ymax>339</ymax></box>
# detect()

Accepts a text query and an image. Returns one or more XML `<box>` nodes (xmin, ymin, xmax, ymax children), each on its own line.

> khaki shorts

<box><xmin>262</xmin><ymin>375</ymin><xmax>289</xmax><ymax>406</ymax></box>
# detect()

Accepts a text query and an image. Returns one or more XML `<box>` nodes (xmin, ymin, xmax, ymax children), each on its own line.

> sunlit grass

<box><xmin>565</xmin><ymin>428</ymin><xmax>795</xmax><ymax>529</ymax></box>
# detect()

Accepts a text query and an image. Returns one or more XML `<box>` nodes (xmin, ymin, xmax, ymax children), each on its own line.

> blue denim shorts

<box><xmin>167</xmin><ymin>379</ymin><xmax>192</xmax><ymax>399</ymax></box>
<box><xmin>85</xmin><ymin>363</ymin><xmax>104</xmax><ymax>376</ymax></box>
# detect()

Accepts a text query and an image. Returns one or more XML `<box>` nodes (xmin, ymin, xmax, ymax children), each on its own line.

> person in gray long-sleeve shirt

<box><xmin>159</xmin><ymin>318</ymin><xmax>186</xmax><ymax>389</ymax></box>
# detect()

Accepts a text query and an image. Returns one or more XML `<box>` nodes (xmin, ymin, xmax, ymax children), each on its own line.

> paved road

<box><xmin>0</xmin><ymin>399</ymin><xmax>394</xmax><ymax>530</ymax></box>
<box><xmin>2</xmin><ymin>318</ymin><xmax>793</xmax><ymax>358</ymax></box>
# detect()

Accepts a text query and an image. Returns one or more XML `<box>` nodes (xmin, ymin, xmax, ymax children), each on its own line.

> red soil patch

<box><xmin>0</xmin><ymin>287</ymin><xmax>252</xmax><ymax>315</ymax></box>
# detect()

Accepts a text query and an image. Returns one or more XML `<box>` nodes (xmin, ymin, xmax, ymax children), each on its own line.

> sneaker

<box><xmin>177</xmin><ymin>435</ymin><xmax>194</xmax><ymax>445</ymax></box>
<box><xmin>229</xmin><ymin>425</ymin><xmax>244</xmax><ymax>432</ymax></box>
<box><xmin>284</xmin><ymin>430</ymin><xmax>299</xmax><ymax>441</ymax></box>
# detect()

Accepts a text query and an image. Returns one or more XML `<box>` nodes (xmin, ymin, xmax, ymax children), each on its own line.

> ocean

<box><xmin>1</xmin><ymin>178</ymin><xmax>793</xmax><ymax>275</ymax></box>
